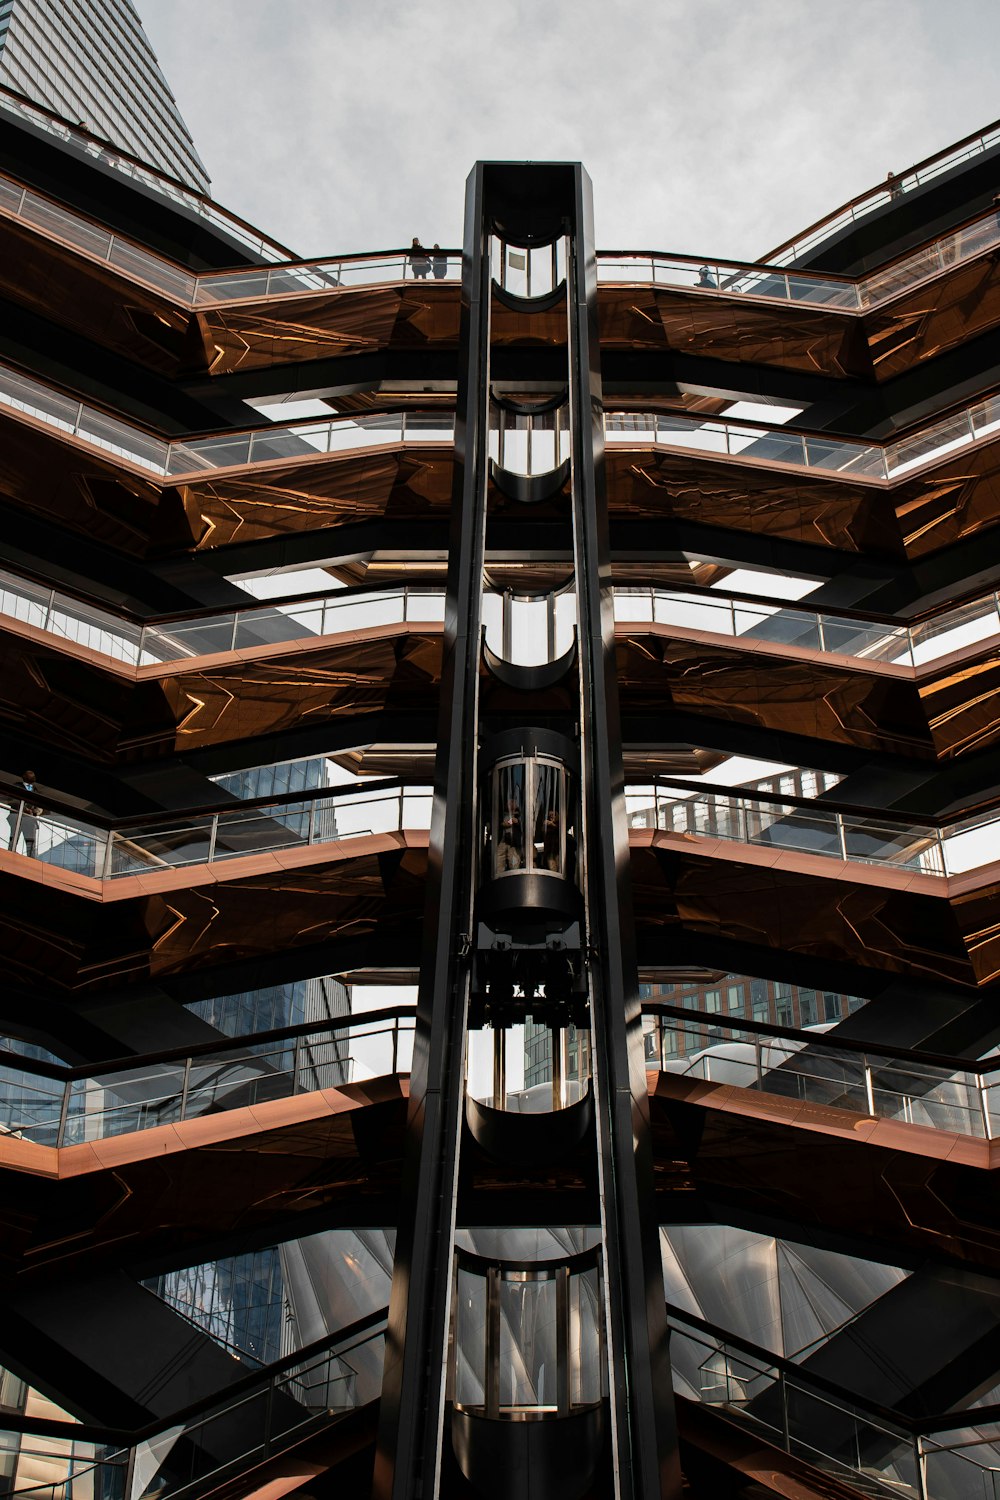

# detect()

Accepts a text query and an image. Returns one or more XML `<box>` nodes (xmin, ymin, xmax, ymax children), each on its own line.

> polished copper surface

<box><xmin>0</xmin><ymin>624</ymin><xmax>443</xmax><ymax>761</ymax></box>
<box><xmin>0</xmin><ymin>1077</ymin><xmax>410</xmax><ymax>1279</ymax></box>
<box><xmin>0</xmin><ymin>216</ymin><xmax>193</xmax><ymax>377</ymax></box>
<box><xmin>9</xmin><ymin>387</ymin><xmax>1000</xmax><ymax>573</ymax></box>
<box><xmin>0</xmin><ymin>409</ymin><xmax>166</xmax><ymax>557</ymax></box>
<box><xmin>616</xmin><ymin>631</ymin><xmax>935</xmax><ymax>758</ymax></box>
<box><xmin>630</xmin><ymin>837</ymin><xmax>997</xmax><ymax>988</ymax></box>
<box><xmin>173</xmin><ymin>446</ymin><xmax>454</xmax><ymax>552</ymax></box>
<box><xmin>192</xmin><ymin>285</ymin><xmax>461</xmax><ymax>377</ymax></box>
<box><xmin>867</xmin><ymin>252</ymin><xmax>1000</xmax><ymax>381</ymax></box>
<box><xmin>6</xmin><ymin>195</ymin><xmax>1000</xmax><ymax>385</ymax></box>
<box><xmin>0</xmin><ymin>837</ymin><xmax>428</xmax><ymax>991</ymax></box>
<box><xmin>650</xmin><ymin>1071</ymin><xmax>1000</xmax><ymax>1274</ymax></box>
<box><xmin>598</xmin><ymin>286</ymin><xmax>871</xmax><ymax>379</ymax></box>
<box><xmin>604</xmin><ymin>447</ymin><xmax>901</xmax><ymax>555</ymax></box>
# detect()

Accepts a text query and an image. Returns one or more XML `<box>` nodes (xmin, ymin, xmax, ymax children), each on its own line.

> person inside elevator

<box><xmin>497</xmin><ymin>795</ymin><xmax>523</xmax><ymax>871</ymax></box>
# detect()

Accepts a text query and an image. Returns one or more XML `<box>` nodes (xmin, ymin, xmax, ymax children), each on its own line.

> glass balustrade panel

<box><xmin>784</xmin><ymin>1383</ymin><xmax>919</xmax><ymax>1499</ymax></box>
<box><xmin>455</xmin><ymin>1266</ymin><xmax>488</xmax><ymax>1408</ymax></box>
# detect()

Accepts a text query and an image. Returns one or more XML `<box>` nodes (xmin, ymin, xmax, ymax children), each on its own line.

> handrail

<box><xmin>0</xmin><ymin>777</ymin><xmax>433</xmax><ymax>887</ymax></box>
<box><xmin>0</xmin><ymin>1007</ymin><xmax>414</xmax><ymax>1146</ymax></box>
<box><xmin>667</xmin><ymin>1303</ymin><xmax>1000</xmax><ymax>1439</ymax></box>
<box><xmin>0</xmin><ymin>1002</ymin><xmax>417</xmax><ymax>1084</ymax></box>
<box><xmin>761</xmin><ymin>116</ymin><xmax>1000</xmax><ymax>267</ymax></box>
<box><xmin>7</xmin><ymin>348</ymin><xmax>1000</xmax><ymax>492</ymax></box>
<box><xmin>0</xmin><ymin>774</ymin><xmax>403</xmax><ymax>831</ymax></box>
<box><xmin>0</xmin><ymin>82</ymin><xmax>295</xmax><ymax>263</ymax></box>
<box><xmin>3</xmin><ymin>134</ymin><xmax>1000</xmax><ymax>324</ymax></box>
<box><xmin>0</xmin><ymin>1307</ymin><xmax>388</xmax><ymax>1447</ymax></box>
<box><xmin>9</xmin><ymin>560</ymin><xmax>1000</xmax><ymax>681</ymax></box>
<box><xmin>627</xmin><ymin>776</ymin><xmax>1000</xmax><ymax>882</ymax></box>
<box><xmin>642</xmin><ymin>1000</ymin><xmax>1000</xmax><ymax>1079</ymax></box>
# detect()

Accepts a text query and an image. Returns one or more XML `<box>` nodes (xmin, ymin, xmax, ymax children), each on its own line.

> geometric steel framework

<box><xmin>2</xmin><ymin>35</ymin><xmax>1000</xmax><ymax>1500</ymax></box>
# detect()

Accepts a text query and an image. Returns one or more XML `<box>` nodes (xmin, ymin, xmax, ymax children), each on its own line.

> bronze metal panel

<box><xmin>866</xmin><ymin>253</ymin><xmax>1000</xmax><ymax>381</ymax></box>
<box><xmin>921</xmin><ymin>652</ymin><xmax>1000</xmax><ymax>761</ymax></box>
<box><xmin>616</xmin><ymin>633</ymin><xmax>934</xmax><ymax>758</ymax></box>
<box><xmin>0</xmin><ymin>1081</ymin><xmax>410</xmax><ymax>1280</ymax></box>
<box><xmin>893</xmin><ymin>435</ymin><xmax>1000</xmax><ymax>558</ymax></box>
<box><xmin>604</xmin><ymin>447</ymin><xmax>901</xmax><ymax>555</ymax></box>
<box><xmin>174</xmin><ymin>447</ymin><xmax>455</xmax><ymax>551</ymax></box>
<box><xmin>630</xmin><ymin>844</ymin><xmax>977</xmax><ymax>987</ymax></box>
<box><xmin>192</xmin><ymin>284</ymin><xmax>461</xmax><ymax>376</ymax></box>
<box><xmin>0</xmin><ymin>844</ymin><xmax>428</xmax><ymax>992</ymax></box>
<box><xmin>0</xmin><ymin>410</ymin><xmax>168</xmax><ymax>557</ymax></box>
<box><xmin>0</xmin><ymin>626</ymin><xmax>442</xmax><ymax>761</ymax></box>
<box><xmin>649</xmin><ymin>1077</ymin><xmax>1000</xmax><ymax>1274</ymax></box>
<box><xmin>0</xmin><ymin>216</ymin><xmax>193</xmax><ymax>376</ymax></box>
<box><xmin>597</xmin><ymin>286</ymin><xmax>871</xmax><ymax>378</ymax></box>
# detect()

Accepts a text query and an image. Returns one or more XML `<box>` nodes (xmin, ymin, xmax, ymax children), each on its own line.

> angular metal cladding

<box><xmin>598</xmin><ymin>283</ymin><xmax>875</xmax><ymax>379</ymax></box>
<box><xmin>192</xmin><ymin>282</ymin><xmax>463</xmax><ymax>377</ymax></box>
<box><xmin>0</xmin><ymin>838</ymin><xmax>428</xmax><ymax>993</ymax></box>
<box><xmin>631</xmin><ymin>840</ymin><xmax>995</xmax><ymax>987</ymax></box>
<box><xmin>604</xmin><ymin>446</ymin><xmax>904</xmax><ymax>555</ymax></box>
<box><xmin>615</xmin><ymin>632</ymin><xmax>937</xmax><ymax>758</ymax></box>
<box><xmin>173</xmin><ymin>447</ymin><xmax>455</xmax><ymax>551</ymax></box>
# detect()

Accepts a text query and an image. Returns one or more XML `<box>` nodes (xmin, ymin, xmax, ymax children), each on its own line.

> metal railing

<box><xmin>4</xmin><ymin>559</ymin><xmax>1000</xmax><ymax>680</ymax></box>
<box><xmin>3</xmin><ymin>129</ymin><xmax>998</xmax><ymax>329</ymax></box>
<box><xmin>598</xmin><ymin>201</ymin><xmax>1000</xmax><ymax>313</ymax></box>
<box><xmin>0</xmin><ymin>569</ymin><xmax>446</xmax><ymax>668</ymax></box>
<box><xmin>643</xmin><ymin>1003</ymin><xmax>1000</xmax><ymax>1142</ymax></box>
<box><xmin>624</xmin><ymin>777</ymin><xmax>1000</xmax><ymax>879</ymax></box>
<box><xmin>612</xmin><ymin>583</ymin><xmax>1000</xmax><ymax>670</ymax></box>
<box><xmin>0</xmin><ymin>779</ymin><xmax>432</xmax><ymax>882</ymax></box>
<box><xmin>5</xmin><ymin>347</ymin><xmax>1000</xmax><ymax>489</ymax></box>
<box><xmin>0</xmin><ymin>1310</ymin><xmax>387</xmax><ymax>1500</ymax></box>
<box><xmin>0</xmin><ymin>83</ymin><xmax>295</xmax><ymax>264</ymax></box>
<box><xmin>0</xmin><ymin>361</ymin><xmax>457</xmax><ymax>476</ymax></box>
<box><xmin>0</xmin><ymin>159</ymin><xmax>459</xmax><ymax>309</ymax></box>
<box><xmin>669</xmin><ymin>1305</ymin><xmax>1000</xmax><ymax>1500</ymax></box>
<box><xmin>604</xmin><ymin>391</ymin><xmax>1000</xmax><ymax>483</ymax></box>
<box><xmin>762</xmin><ymin>117</ymin><xmax>1000</xmax><ymax>267</ymax></box>
<box><xmin>0</xmin><ymin>1006</ymin><xmax>415</xmax><ymax>1148</ymax></box>
<box><xmin>3</xmin><ymin>773</ymin><xmax>999</xmax><ymax>886</ymax></box>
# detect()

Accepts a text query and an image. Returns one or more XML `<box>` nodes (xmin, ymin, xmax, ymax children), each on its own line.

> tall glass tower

<box><xmin>0</xmin><ymin>0</ymin><xmax>209</xmax><ymax>189</ymax></box>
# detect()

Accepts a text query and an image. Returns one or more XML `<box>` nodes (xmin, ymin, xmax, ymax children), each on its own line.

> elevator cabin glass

<box><xmin>452</xmin><ymin>1250</ymin><xmax>604</xmax><ymax>1418</ymax></box>
<box><xmin>490</xmin><ymin>755</ymin><xmax>570</xmax><ymax>880</ymax></box>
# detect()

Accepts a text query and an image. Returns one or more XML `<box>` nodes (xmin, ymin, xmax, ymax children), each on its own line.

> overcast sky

<box><xmin>139</xmin><ymin>0</ymin><xmax>1000</xmax><ymax>264</ymax></box>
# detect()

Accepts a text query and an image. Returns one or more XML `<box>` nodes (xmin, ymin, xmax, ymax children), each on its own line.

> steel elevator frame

<box><xmin>374</xmin><ymin>162</ymin><xmax>681</xmax><ymax>1500</ymax></box>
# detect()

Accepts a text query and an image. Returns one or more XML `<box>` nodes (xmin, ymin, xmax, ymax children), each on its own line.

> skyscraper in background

<box><xmin>0</xmin><ymin>0</ymin><xmax>209</xmax><ymax>189</ymax></box>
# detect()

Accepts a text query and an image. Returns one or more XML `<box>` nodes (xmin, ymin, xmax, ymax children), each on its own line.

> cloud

<box><xmin>139</xmin><ymin>0</ymin><xmax>1000</xmax><ymax>262</ymax></box>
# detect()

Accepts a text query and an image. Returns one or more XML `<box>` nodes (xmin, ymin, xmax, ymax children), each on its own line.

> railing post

<box><xmin>916</xmin><ymin>1435</ymin><xmax>929</xmax><ymax>1500</ymax></box>
<box><xmin>8</xmin><ymin>799</ymin><xmax>23</xmax><ymax>853</ymax></box>
<box><xmin>44</xmin><ymin>587</ymin><xmax>56</xmax><ymax>632</ymax></box>
<box><xmin>307</xmin><ymin>800</ymin><xmax>317</xmax><ymax>844</ymax></box>
<box><xmin>392</xmin><ymin>1022</ymin><xmax>399</xmax><ymax>1077</ymax></box>
<box><xmin>178</xmin><ymin>1055</ymin><xmax>192</xmax><ymax>1121</ymax></box>
<box><xmin>863</xmin><ymin>1060</ymin><xmax>877</xmax><ymax>1118</ymax></box>
<box><xmin>74</xmin><ymin>400</ymin><xmax>84</xmax><ymax>436</ymax></box>
<box><xmin>838</xmin><ymin>814</ymin><xmax>850</xmax><ymax>863</ymax></box>
<box><xmin>753</xmin><ymin>1033</ymin><xmax>763</xmax><ymax>1089</ymax></box>
<box><xmin>206</xmin><ymin>815</ymin><xmax>218</xmax><ymax>865</ymax></box>
<box><xmin>102</xmin><ymin>831</ymin><xmax>115</xmax><ymax>880</ymax></box>
<box><xmin>230</xmin><ymin>613</ymin><xmax>239</xmax><ymax>652</ymax></box>
<box><xmin>980</xmin><ymin>1077</ymin><xmax>993</xmax><ymax>1141</ymax></box>
<box><xmin>57</xmin><ymin>1078</ymin><xmax>72</xmax><ymax>1148</ymax></box>
<box><xmin>780</xmin><ymin>1372</ymin><xmax>790</xmax><ymax>1453</ymax></box>
<box><xmin>292</xmin><ymin>1035</ymin><xmax>303</xmax><ymax>1095</ymax></box>
<box><xmin>817</xmin><ymin>614</ymin><xmax>827</xmax><ymax>653</ymax></box>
